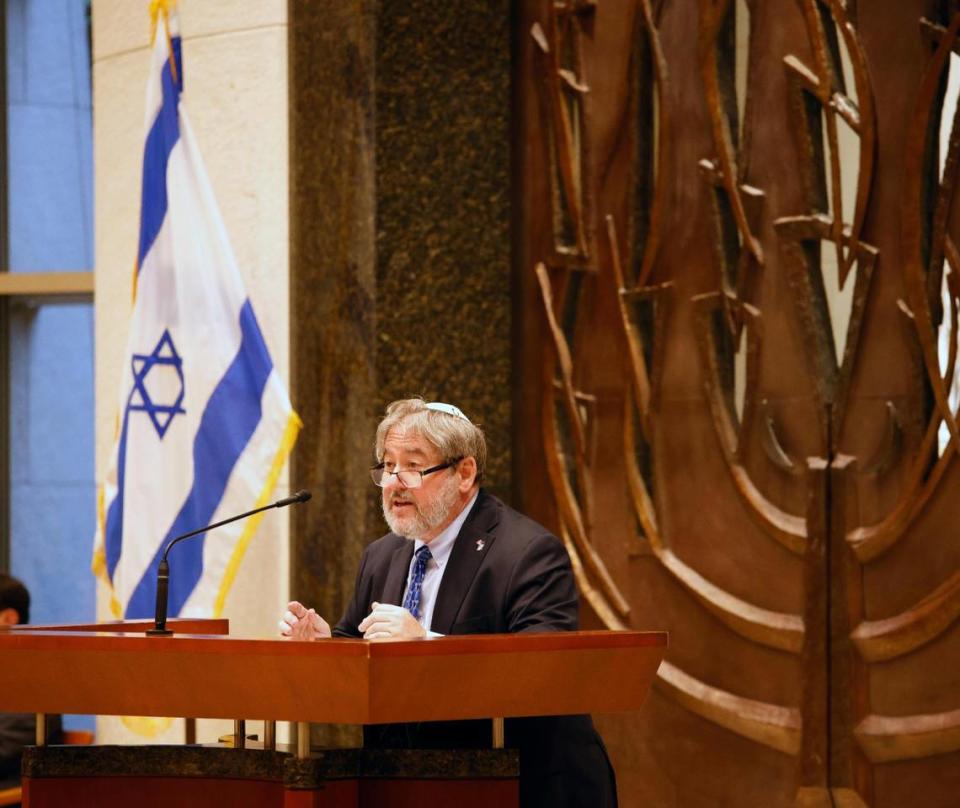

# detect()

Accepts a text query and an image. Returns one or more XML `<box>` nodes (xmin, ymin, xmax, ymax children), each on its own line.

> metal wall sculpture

<box><xmin>517</xmin><ymin>1</ymin><xmax>960</xmax><ymax>805</ymax></box>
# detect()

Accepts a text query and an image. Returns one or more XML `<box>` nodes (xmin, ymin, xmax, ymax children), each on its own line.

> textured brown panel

<box><xmin>515</xmin><ymin>0</ymin><xmax>960</xmax><ymax>805</ymax></box>
<box><xmin>518</xmin><ymin>0</ymin><xmax>812</xmax><ymax>803</ymax></box>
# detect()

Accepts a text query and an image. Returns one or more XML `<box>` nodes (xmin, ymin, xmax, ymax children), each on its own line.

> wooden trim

<box><xmin>0</xmin><ymin>786</ymin><xmax>22</xmax><ymax>807</ymax></box>
<box><xmin>5</xmin><ymin>617</ymin><xmax>230</xmax><ymax>635</ymax></box>
<box><xmin>656</xmin><ymin>660</ymin><xmax>802</xmax><ymax>755</ymax></box>
<box><xmin>852</xmin><ymin>567</ymin><xmax>960</xmax><ymax>662</ymax></box>
<box><xmin>0</xmin><ymin>271</ymin><xmax>94</xmax><ymax>297</ymax></box>
<box><xmin>855</xmin><ymin>709</ymin><xmax>960</xmax><ymax>762</ymax></box>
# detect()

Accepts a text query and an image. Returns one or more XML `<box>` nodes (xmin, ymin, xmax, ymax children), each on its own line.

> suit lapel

<box><xmin>431</xmin><ymin>491</ymin><xmax>501</xmax><ymax>634</ymax></box>
<box><xmin>381</xmin><ymin>540</ymin><xmax>414</xmax><ymax>606</ymax></box>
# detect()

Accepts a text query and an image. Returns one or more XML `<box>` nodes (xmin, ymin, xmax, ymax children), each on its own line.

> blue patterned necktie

<box><xmin>402</xmin><ymin>545</ymin><xmax>433</xmax><ymax>620</ymax></box>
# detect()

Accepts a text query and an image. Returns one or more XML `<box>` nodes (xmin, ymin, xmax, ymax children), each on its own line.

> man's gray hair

<box><xmin>375</xmin><ymin>398</ymin><xmax>486</xmax><ymax>482</ymax></box>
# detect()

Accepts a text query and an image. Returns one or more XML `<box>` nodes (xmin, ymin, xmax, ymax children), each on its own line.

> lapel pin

<box><xmin>475</xmin><ymin>539</ymin><xmax>485</xmax><ymax>552</ymax></box>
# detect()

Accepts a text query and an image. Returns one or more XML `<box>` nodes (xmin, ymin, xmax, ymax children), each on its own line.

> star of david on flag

<box><xmin>92</xmin><ymin>2</ymin><xmax>301</xmax><ymax>620</ymax></box>
<box><xmin>129</xmin><ymin>330</ymin><xmax>185</xmax><ymax>439</ymax></box>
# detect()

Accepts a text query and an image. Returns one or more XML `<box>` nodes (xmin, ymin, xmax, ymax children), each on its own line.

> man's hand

<box><xmin>279</xmin><ymin>600</ymin><xmax>331</xmax><ymax>640</ymax></box>
<box><xmin>358</xmin><ymin>602</ymin><xmax>426</xmax><ymax>640</ymax></box>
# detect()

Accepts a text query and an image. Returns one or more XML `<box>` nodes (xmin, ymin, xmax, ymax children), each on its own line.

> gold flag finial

<box><xmin>148</xmin><ymin>0</ymin><xmax>180</xmax><ymax>88</ymax></box>
<box><xmin>149</xmin><ymin>0</ymin><xmax>177</xmax><ymax>44</ymax></box>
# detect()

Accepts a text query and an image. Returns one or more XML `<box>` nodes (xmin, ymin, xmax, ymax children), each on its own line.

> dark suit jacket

<box><xmin>333</xmin><ymin>490</ymin><xmax>617</xmax><ymax>808</ymax></box>
<box><xmin>0</xmin><ymin>712</ymin><xmax>62</xmax><ymax>788</ymax></box>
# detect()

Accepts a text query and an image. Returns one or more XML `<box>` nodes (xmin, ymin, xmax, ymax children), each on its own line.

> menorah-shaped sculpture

<box><xmin>519</xmin><ymin>1</ymin><xmax>960</xmax><ymax>805</ymax></box>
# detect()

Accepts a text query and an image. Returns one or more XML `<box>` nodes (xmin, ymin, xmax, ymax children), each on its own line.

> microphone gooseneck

<box><xmin>272</xmin><ymin>489</ymin><xmax>312</xmax><ymax>508</ymax></box>
<box><xmin>146</xmin><ymin>490</ymin><xmax>311</xmax><ymax>636</ymax></box>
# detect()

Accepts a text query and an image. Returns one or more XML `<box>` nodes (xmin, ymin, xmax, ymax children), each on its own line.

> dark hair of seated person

<box><xmin>0</xmin><ymin>573</ymin><xmax>30</xmax><ymax>624</ymax></box>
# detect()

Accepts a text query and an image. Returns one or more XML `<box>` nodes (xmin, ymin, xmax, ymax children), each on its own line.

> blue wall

<box><xmin>6</xmin><ymin>1</ymin><xmax>95</xmax><ymax>728</ymax></box>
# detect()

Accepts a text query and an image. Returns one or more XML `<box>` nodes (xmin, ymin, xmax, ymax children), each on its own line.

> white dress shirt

<box><xmin>404</xmin><ymin>491</ymin><xmax>479</xmax><ymax>634</ymax></box>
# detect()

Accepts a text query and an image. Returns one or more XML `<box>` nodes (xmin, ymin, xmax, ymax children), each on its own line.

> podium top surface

<box><xmin>0</xmin><ymin>622</ymin><xmax>667</xmax><ymax>724</ymax></box>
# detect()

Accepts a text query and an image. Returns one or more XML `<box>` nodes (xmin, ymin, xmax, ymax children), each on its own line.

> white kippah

<box><xmin>425</xmin><ymin>401</ymin><xmax>470</xmax><ymax>422</ymax></box>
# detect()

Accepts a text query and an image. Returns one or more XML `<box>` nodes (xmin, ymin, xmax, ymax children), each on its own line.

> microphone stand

<box><xmin>147</xmin><ymin>490</ymin><xmax>311</xmax><ymax>636</ymax></box>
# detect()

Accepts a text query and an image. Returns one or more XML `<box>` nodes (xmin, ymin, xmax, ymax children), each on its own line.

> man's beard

<box><xmin>382</xmin><ymin>472</ymin><xmax>462</xmax><ymax>540</ymax></box>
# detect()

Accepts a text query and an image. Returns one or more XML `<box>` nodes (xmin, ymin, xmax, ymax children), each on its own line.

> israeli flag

<box><xmin>92</xmin><ymin>8</ymin><xmax>301</xmax><ymax>619</ymax></box>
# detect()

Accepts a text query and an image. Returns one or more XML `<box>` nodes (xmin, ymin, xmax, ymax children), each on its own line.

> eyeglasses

<box><xmin>370</xmin><ymin>457</ymin><xmax>463</xmax><ymax>488</ymax></box>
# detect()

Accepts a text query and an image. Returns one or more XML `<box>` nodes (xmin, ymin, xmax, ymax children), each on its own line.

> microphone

<box><xmin>147</xmin><ymin>490</ymin><xmax>312</xmax><ymax>636</ymax></box>
<box><xmin>272</xmin><ymin>489</ymin><xmax>312</xmax><ymax>508</ymax></box>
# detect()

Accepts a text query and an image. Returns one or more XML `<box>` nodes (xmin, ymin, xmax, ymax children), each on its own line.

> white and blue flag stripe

<box><xmin>93</xmin><ymin>7</ymin><xmax>300</xmax><ymax>619</ymax></box>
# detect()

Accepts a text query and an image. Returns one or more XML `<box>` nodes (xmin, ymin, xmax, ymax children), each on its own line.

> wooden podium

<box><xmin>0</xmin><ymin>620</ymin><xmax>666</xmax><ymax>807</ymax></box>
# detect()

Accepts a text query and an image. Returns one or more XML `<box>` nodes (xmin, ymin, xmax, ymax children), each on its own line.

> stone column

<box><xmin>288</xmin><ymin>0</ymin><xmax>513</xmax><ymax>668</ymax></box>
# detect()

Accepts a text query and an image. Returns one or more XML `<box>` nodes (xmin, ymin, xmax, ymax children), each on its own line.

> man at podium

<box><xmin>280</xmin><ymin>397</ymin><xmax>617</xmax><ymax>807</ymax></box>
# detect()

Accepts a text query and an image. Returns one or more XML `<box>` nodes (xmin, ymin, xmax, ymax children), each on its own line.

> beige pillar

<box><xmin>92</xmin><ymin>0</ymin><xmax>291</xmax><ymax>745</ymax></box>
